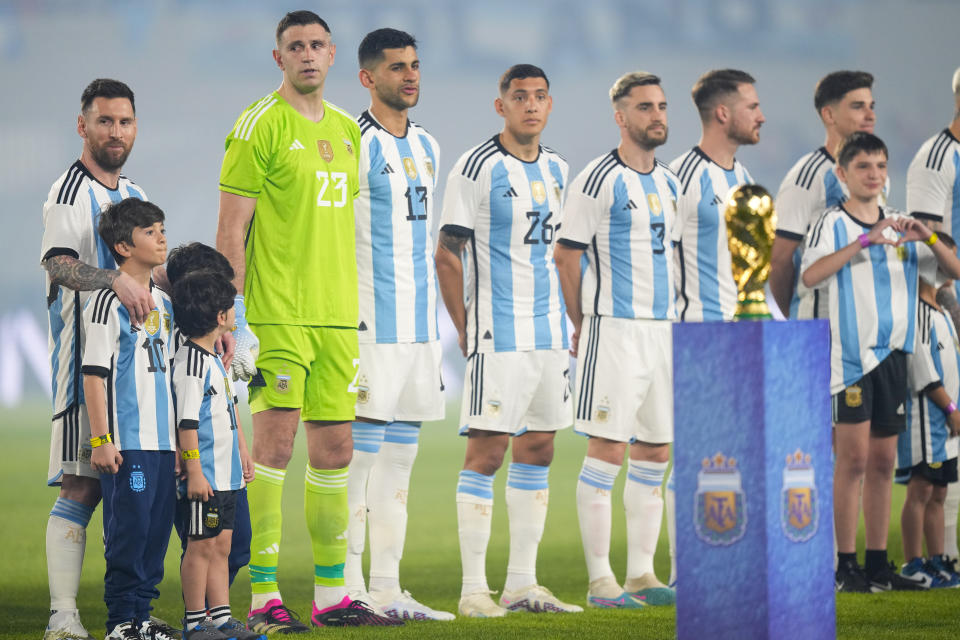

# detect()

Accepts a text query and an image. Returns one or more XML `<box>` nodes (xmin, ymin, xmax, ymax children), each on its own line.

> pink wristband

<box><xmin>947</xmin><ymin>402</ymin><xmax>957</xmax><ymax>415</ymax></box>
<box><xmin>858</xmin><ymin>233</ymin><xmax>870</xmax><ymax>249</ymax></box>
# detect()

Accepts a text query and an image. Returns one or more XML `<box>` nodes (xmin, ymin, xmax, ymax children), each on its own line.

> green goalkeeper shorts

<box><xmin>248</xmin><ymin>324</ymin><xmax>359</xmax><ymax>422</ymax></box>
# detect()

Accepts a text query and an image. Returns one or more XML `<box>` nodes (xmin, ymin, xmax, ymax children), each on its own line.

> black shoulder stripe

<box><xmin>583</xmin><ymin>153</ymin><xmax>616</xmax><ymax>197</ymax></box>
<box><xmin>795</xmin><ymin>150</ymin><xmax>823</xmax><ymax>189</ymax></box>
<box><xmin>464</xmin><ymin>145</ymin><xmax>499</xmax><ymax>181</ymax></box>
<box><xmin>541</xmin><ymin>145</ymin><xmax>567</xmax><ymax>161</ymax></box>
<box><xmin>676</xmin><ymin>151</ymin><xmax>698</xmax><ymax>185</ymax></box>
<box><xmin>588</xmin><ymin>162</ymin><xmax>618</xmax><ymax>199</ymax></box>
<box><xmin>358</xmin><ymin>112</ymin><xmax>377</xmax><ymax>136</ymax></box>
<box><xmin>56</xmin><ymin>164</ymin><xmax>85</xmax><ymax>205</ymax></box>
<box><xmin>462</xmin><ymin>139</ymin><xmax>498</xmax><ymax>180</ymax></box>
<box><xmin>92</xmin><ymin>290</ymin><xmax>118</xmax><ymax>325</ymax></box>
<box><xmin>681</xmin><ymin>157</ymin><xmax>703</xmax><ymax>195</ymax></box>
<box><xmin>804</xmin><ymin>154</ymin><xmax>831</xmax><ymax>189</ymax></box>
<box><xmin>926</xmin><ymin>132</ymin><xmax>949</xmax><ymax>170</ymax></box>
<box><xmin>935</xmin><ymin>135</ymin><xmax>956</xmax><ymax>172</ymax></box>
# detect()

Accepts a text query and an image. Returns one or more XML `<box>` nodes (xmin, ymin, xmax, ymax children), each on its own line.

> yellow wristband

<box><xmin>926</xmin><ymin>232</ymin><xmax>938</xmax><ymax>246</ymax></box>
<box><xmin>90</xmin><ymin>434</ymin><xmax>112</xmax><ymax>448</ymax></box>
<box><xmin>181</xmin><ymin>449</ymin><xmax>200</xmax><ymax>461</ymax></box>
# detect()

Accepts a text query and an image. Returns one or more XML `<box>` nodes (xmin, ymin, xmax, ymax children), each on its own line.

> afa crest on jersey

<box><xmin>695</xmin><ymin>452</ymin><xmax>746</xmax><ymax>546</ymax></box>
<box><xmin>424</xmin><ymin>157</ymin><xmax>435</xmax><ymax>179</ymax></box>
<box><xmin>781</xmin><ymin>449</ymin><xmax>818</xmax><ymax>542</ymax></box>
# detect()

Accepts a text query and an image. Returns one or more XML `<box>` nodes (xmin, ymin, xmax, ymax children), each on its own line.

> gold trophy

<box><xmin>724</xmin><ymin>184</ymin><xmax>776</xmax><ymax>320</ymax></box>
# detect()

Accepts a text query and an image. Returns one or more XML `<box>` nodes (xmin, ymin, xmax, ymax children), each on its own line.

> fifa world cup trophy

<box><xmin>724</xmin><ymin>184</ymin><xmax>776</xmax><ymax>320</ymax></box>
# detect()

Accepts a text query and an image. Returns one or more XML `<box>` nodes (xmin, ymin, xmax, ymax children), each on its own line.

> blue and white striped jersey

<box><xmin>40</xmin><ymin>161</ymin><xmax>147</xmax><ymax>417</ymax></box>
<box><xmin>907</xmin><ymin>128</ymin><xmax>960</xmax><ymax>300</ymax></box>
<box><xmin>355</xmin><ymin>110</ymin><xmax>440</xmax><ymax>344</ymax></box>
<box><xmin>801</xmin><ymin>205</ymin><xmax>919</xmax><ymax>394</ymax></box>
<box><xmin>558</xmin><ymin>150</ymin><xmax>679</xmax><ymax>320</ymax></box>
<box><xmin>669</xmin><ymin>147</ymin><xmax>753</xmax><ymax>322</ymax></box>
<box><xmin>439</xmin><ymin>135</ymin><xmax>569</xmax><ymax>355</ymax></box>
<box><xmin>81</xmin><ymin>284</ymin><xmax>175</xmax><ymax>451</ymax></box>
<box><xmin>173</xmin><ymin>341</ymin><xmax>244</xmax><ymax>491</ymax></box>
<box><xmin>899</xmin><ymin>301</ymin><xmax>960</xmax><ymax>469</ymax></box>
<box><xmin>776</xmin><ymin>147</ymin><xmax>891</xmax><ymax>319</ymax></box>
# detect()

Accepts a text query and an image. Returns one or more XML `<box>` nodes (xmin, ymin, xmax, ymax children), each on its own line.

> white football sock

<box><xmin>344</xmin><ymin>422</ymin><xmax>384</xmax><ymax>593</ymax></box>
<box><xmin>368</xmin><ymin>422</ymin><xmax>420</xmax><ymax>600</ymax></box>
<box><xmin>47</xmin><ymin>497</ymin><xmax>94</xmax><ymax>612</ymax></box>
<box><xmin>576</xmin><ymin>457</ymin><xmax>621</xmax><ymax>583</ymax></box>
<box><xmin>945</xmin><ymin>480</ymin><xmax>960</xmax><ymax>560</ymax></box>
<box><xmin>457</xmin><ymin>470</ymin><xmax>494</xmax><ymax>596</ymax></box>
<box><xmin>504</xmin><ymin>463</ymin><xmax>549</xmax><ymax>592</ymax></box>
<box><xmin>624</xmin><ymin>460</ymin><xmax>667</xmax><ymax>580</ymax></box>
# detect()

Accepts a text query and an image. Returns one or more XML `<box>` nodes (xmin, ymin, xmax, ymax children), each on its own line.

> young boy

<box><xmin>166</xmin><ymin>242</ymin><xmax>253</xmax><ymax>588</ymax></box>
<box><xmin>801</xmin><ymin>132</ymin><xmax>960</xmax><ymax>592</ymax></box>
<box><xmin>897</xmin><ymin>239</ymin><xmax>960</xmax><ymax>588</ymax></box>
<box><xmin>172</xmin><ymin>270</ymin><xmax>260</xmax><ymax>640</ymax></box>
<box><xmin>81</xmin><ymin>198</ymin><xmax>178</xmax><ymax>639</ymax></box>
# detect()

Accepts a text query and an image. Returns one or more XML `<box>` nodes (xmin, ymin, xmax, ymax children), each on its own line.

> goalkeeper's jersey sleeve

<box><xmin>219</xmin><ymin>92</ymin><xmax>361</xmax><ymax>327</ymax></box>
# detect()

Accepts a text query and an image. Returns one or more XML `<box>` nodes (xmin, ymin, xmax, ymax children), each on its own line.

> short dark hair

<box><xmin>358</xmin><ymin>28</ymin><xmax>417</xmax><ymax>69</ymax></box>
<box><xmin>691</xmin><ymin>69</ymin><xmax>755</xmax><ymax>121</ymax></box>
<box><xmin>814</xmin><ymin>71</ymin><xmax>874</xmax><ymax>113</ymax></box>
<box><xmin>97</xmin><ymin>198</ymin><xmax>165</xmax><ymax>265</ymax></box>
<box><xmin>166</xmin><ymin>242</ymin><xmax>234</xmax><ymax>286</ymax></box>
<box><xmin>836</xmin><ymin>132</ymin><xmax>888</xmax><ymax>168</ymax></box>
<box><xmin>276</xmin><ymin>10</ymin><xmax>330</xmax><ymax>45</ymax></box>
<box><xmin>172</xmin><ymin>271</ymin><xmax>236</xmax><ymax>339</ymax></box>
<box><xmin>940</xmin><ymin>232</ymin><xmax>957</xmax><ymax>251</ymax></box>
<box><xmin>610</xmin><ymin>71</ymin><xmax>661</xmax><ymax>104</ymax></box>
<box><xmin>499</xmin><ymin>64</ymin><xmax>549</xmax><ymax>94</ymax></box>
<box><xmin>81</xmin><ymin>78</ymin><xmax>135</xmax><ymax>115</ymax></box>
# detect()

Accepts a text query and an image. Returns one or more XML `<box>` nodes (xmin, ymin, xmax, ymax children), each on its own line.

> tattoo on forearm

<box><xmin>439</xmin><ymin>231</ymin><xmax>468</xmax><ymax>257</ymax></box>
<box><xmin>45</xmin><ymin>255</ymin><xmax>118</xmax><ymax>292</ymax></box>
<box><xmin>936</xmin><ymin>287</ymin><xmax>960</xmax><ymax>330</ymax></box>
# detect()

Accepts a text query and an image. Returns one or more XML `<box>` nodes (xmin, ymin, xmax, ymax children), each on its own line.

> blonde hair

<box><xmin>609</xmin><ymin>71</ymin><xmax>660</xmax><ymax>104</ymax></box>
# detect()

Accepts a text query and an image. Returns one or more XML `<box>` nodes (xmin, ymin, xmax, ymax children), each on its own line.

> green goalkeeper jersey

<box><xmin>219</xmin><ymin>92</ymin><xmax>361</xmax><ymax>327</ymax></box>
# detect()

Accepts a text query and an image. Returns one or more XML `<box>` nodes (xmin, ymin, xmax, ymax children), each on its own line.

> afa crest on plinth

<box><xmin>781</xmin><ymin>449</ymin><xmax>818</xmax><ymax>543</ymax></box>
<box><xmin>695</xmin><ymin>452</ymin><xmax>746</xmax><ymax>546</ymax></box>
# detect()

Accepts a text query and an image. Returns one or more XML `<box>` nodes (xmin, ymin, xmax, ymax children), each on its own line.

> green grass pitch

<box><xmin>3</xmin><ymin>401</ymin><xmax>960</xmax><ymax>639</ymax></box>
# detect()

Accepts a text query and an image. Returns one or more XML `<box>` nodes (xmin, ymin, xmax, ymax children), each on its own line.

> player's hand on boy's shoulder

<box><xmin>111</xmin><ymin>270</ymin><xmax>156</xmax><ymax>327</ymax></box>
<box><xmin>187</xmin><ymin>470</ymin><xmax>214</xmax><ymax>501</ymax></box>
<box><xmin>217</xmin><ymin>331</ymin><xmax>236</xmax><ymax>370</ymax></box>
<box><xmin>230</xmin><ymin>295</ymin><xmax>259</xmax><ymax>381</ymax></box>
<box><xmin>91</xmin><ymin>443</ymin><xmax>123</xmax><ymax>475</ymax></box>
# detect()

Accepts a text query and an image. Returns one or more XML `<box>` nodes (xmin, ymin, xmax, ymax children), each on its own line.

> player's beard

<box><xmin>378</xmin><ymin>85</ymin><xmax>419</xmax><ymax>112</ymax></box>
<box><xmin>90</xmin><ymin>140</ymin><xmax>132</xmax><ymax>171</ymax></box>
<box><xmin>628</xmin><ymin>123</ymin><xmax>668</xmax><ymax>150</ymax></box>
<box><xmin>729</xmin><ymin>121</ymin><xmax>760</xmax><ymax>146</ymax></box>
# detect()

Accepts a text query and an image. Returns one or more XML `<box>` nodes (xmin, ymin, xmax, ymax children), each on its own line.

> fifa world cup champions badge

<box><xmin>781</xmin><ymin>449</ymin><xmax>818</xmax><ymax>542</ymax></box>
<box><xmin>695</xmin><ymin>452</ymin><xmax>747</xmax><ymax>545</ymax></box>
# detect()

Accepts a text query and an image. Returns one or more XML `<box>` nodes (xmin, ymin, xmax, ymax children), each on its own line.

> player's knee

<box><xmin>631</xmin><ymin>441</ymin><xmax>670</xmax><ymax>464</ymax></box>
<box><xmin>930</xmin><ymin>485</ymin><xmax>948</xmax><ymax>505</ymax></box>
<box><xmin>59</xmin><ymin>474</ymin><xmax>102</xmax><ymax>507</ymax></box>
<box><xmin>866</xmin><ymin>449</ymin><xmax>897</xmax><ymax>476</ymax></box>
<box><xmin>254</xmin><ymin>434</ymin><xmax>296</xmax><ymax>468</ymax></box>
<box><xmin>836</xmin><ymin>449</ymin><xmax>868</xmax><ymax>479</ymax></box>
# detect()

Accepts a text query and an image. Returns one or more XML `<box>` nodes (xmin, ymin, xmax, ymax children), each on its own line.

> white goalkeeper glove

<box><xmin>230</xmin><ymin>295</ymin><xmax>259</xmax><ymax>381</ymax></box>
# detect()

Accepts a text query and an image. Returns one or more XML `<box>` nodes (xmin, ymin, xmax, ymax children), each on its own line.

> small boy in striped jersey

<box><xmin>172</xmin><ymin>271</ymin><xmax>258</xmax><ymax>639</ymax></box>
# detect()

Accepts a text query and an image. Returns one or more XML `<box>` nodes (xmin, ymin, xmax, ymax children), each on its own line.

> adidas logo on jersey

<box><xmin>204</xmin><ymin>387</ymin><xmax>218</xmax><ymax>397</ymax></box>
<box><xmin>381</xmin><ymin>163</ymin><xmax>395</xmax><ymax>175</ymax></box>
<box><xmin>623</xmin><ymin>199</ymin><xmax>638</xmax><ymax>210</ymax></box>
<box><xmin>502</xmin><ymin>187</ymin><xmax>518</xmax><ymax>198</ymax></box>
<box><xmin>289</xmin><ymin>139</ymin><xmax>305</xmax><ymax>151</ymax></box>
<box><xmin>711</xmin><ymin>194</ymin><xmax>725</xmax><ymax>206</ymax></box>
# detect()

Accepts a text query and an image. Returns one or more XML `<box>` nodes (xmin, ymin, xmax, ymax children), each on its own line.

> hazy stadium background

<box><xmin>2</xmin><ymin>0</ymin><xmax>959</xmax><ymax>411</ymax></box>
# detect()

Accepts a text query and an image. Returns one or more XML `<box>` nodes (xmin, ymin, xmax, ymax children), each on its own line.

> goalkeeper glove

<box><xmin>230</xmin><ymin>295</ymin><xmax>259</xmax><ymax>381</ymax></box>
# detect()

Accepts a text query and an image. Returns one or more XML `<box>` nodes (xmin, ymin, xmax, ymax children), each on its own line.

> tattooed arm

<box><xmin>44</xmin><ymin>254</ymin><xmax>154</xmax><ymax>325</ymax></box>
<box><xmin>937</xmin><ymin>286</ymin><xmax>960</xmax><ymax>333</ymax></box>
<box><xmin>434</xmin><ymin>228</ymin><xmax>470</xmax><ymax>357</ymax></box>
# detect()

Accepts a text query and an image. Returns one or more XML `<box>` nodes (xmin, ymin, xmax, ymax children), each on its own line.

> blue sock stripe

<box><xmin>627</xmin><ymin>463</ymin><xmax>666</xmax><ymax>488</ymax></box>
<box><xmin>666</xmin><ymin>468</ymin><xmax>675</xmax><ymax>491</ymax></box>
<box><xmin>457</xmin><ymin>470</ymin><xmax>495</xmax><ymax>500</ymax></box>
<box><xmin>51</xmin><ymin>497</ymin><xmax>94</xmax><ymax>526</ymax></box>
<box><xmin>506</xmin><ymin>462</ymin><xmax>549</xmax><ymax>490</ymax></box>
<box><xmin>579</xmin><ymin>469</ymin><xmax>615</xmax><ymax>491</ymax></box>
<box><xmin>384</xmin><ymin>422</ymin><xmax>421</xmax><ymax>445</ymax></box>
<box><xmin>352</xmin><ymin>422</ymin><xmax>386</xmax><ymax>453</ymax></box>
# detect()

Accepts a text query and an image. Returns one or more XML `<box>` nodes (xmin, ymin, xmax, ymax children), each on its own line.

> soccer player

<box><xmin>908</xmin><ymin>66</ymin><xmax>960</xmax><ymax>563</ymax></box>
<box><xmin>436</xmin><ymin>64</ymin><xmax>582</xmax><ymax>618</ymax></box>
<box><xmin>172</xmin><ymin>271</ymin><xmax>261</xmax><ymax>639</ymax></box>
<box><xmin>670</xmin><ymin>68</ymin><xmax>763</xmax><ymax>322</ymax></box>
<box><xmin>215</xmin><ymin>10</ymin><xmax>398</xmax><ymax>631</ymax></box>
<box><xmin>555</xmin><ymin>71</ymin><xmax>678</xmax><ymax>609</ymax></box>
<box><xmin>800</xmin><ymin>132</ymin><xmax>960</xmax><ymax>592</ymax></box>
<box><xmin>40</xmin><ymin>78</ymin><xmax>155</xmax><ymax>640</ymax></box>
<box><xmin>895</xmin><ymin>242</ymin><xmax>960</xmax><ymax>589</ymax></box>
<box><xmin>345</xmin><ymin>28</ymin><xmax>452</xmax><ymax>621</ymax></box>
<box><xmin>166</xmin><ymin>243</ymin><xmax>252</xmax><ymax>590</ymax></box>
<box><xmin>770</xmin><ymin>71</ymin><xmax>877</xmax><ymax>318</ymax></box>
<box><xmin>81</xmin><ymin>198</ymin><xmax>177</xmax><ymax>639</ymax></box>
<box><xmin>665</xmin><ymin>68</ymin><xmax>763</xmax><ymax>586</ymax></box>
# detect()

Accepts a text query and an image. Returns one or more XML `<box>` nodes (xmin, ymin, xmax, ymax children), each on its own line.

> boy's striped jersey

<box><xmin>439</xmin><ymin>135</ymin><xmax>569</xmax><ymax>355</ymax></box>
<box><xmin>80</xmin><ymin>283</ymin><xmax>175</xmax><ymax>451</ymax></box>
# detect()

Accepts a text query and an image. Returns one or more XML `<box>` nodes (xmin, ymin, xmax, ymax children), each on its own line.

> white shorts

<box><xmin>459</xmin><ymin>348</ymin><xmax>573</xmax><ymax>435</ymax></box>
<box><xmin>354</xmin><ymin>341</ymin><xmax>445</xmax><ymax>422</ymax></box>
<box><xmin>574</xmin><ymin>316</ymin><xmax>673</xmax><ymax>444</ymax></box>
<box><xmin>47</xmin><ymin>403</ymin><xmax>96</xmax><ymax>486</ymax></box>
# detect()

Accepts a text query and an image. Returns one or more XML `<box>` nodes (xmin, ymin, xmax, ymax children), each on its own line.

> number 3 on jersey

<box><xmin>316</xmin><ymin>171</ymin><xmax>348</xmax><ymax>208</ymax></box>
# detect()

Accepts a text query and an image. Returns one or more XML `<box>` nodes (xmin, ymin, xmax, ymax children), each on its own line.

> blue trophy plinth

<box><xmin>673</xmin><ymin>320</ymin><xmax>834</xmax><ymax>640</ymax></box>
